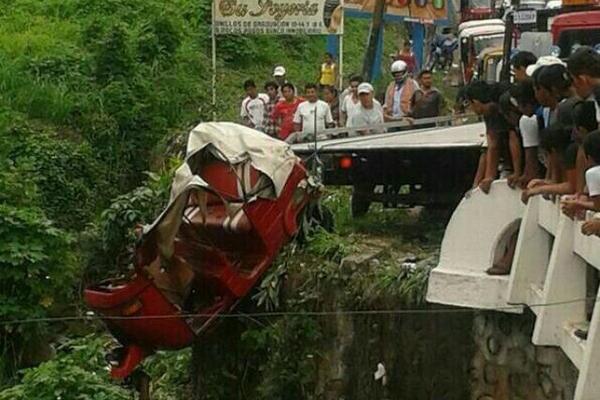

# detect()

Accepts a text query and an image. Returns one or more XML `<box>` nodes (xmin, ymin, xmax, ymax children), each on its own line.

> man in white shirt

<box><xmin>240</xmin><ymin>79</ymin><xmax>269</xmax><ymax>131</ymax></box>
<box><xmin>348</xmin><ymin>82</ymin><xmax>385</xmax><ymax>136</ymax></box>
<box><xmin>340</xmin><ymin>74</ymin><xmax>362</xmax><ymax>127</ymax></box>
<box><xmin>512</xmin><ymin>78</ymin><xmax>543</xmax><ymax>188</ymax></box>
<box><xmin>292</xmin><ymin>83</ymin><xmax>334</xmax><ymax>142</ymax></box>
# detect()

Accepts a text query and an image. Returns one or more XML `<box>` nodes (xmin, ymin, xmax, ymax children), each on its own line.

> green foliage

<box><xmin>137</xmin><ymin>16</ymin><xmax>182</xmax><ymax>64</ymax></box>
<box><xmin>242</xmin><ymin>317</ymin><xmax>322</xmax><ymax>400</ymax></box>
<box><xmin>0</xmin><ymin>203</ymin><xmax>76</xmax><ymax>379</ymax></box>
<box><xmin>305</xmin><ymin>227</ymin><xmax>355</xmax><ymax>263</ymax></box>
<box><xmin>0</xmin><ymin>0</ymin><xmax>411</xmax><ymax>396</ymax></box>
<box><xmin>0</xmin><ymin>335</ymin><xmax>130</xmax><ymax>400</ymax></box>
<box><xmin>5</xmin><ymin>123</ymin><xmax>107</xmax><ymax>229</ymax></box>
<box><xmin>142</xmin><ymin>349</ymin><xmax>192</xmax><ymax>399</ymax></box>
<box><xmin>374</xmin><ymin>259</ymin><xmax>433</xmax><ymax>306</ymax></box>
<box><xmin>253</xmin><ymin>253</ymin><xmax>291</xmax><ymax>311</ymax></box>
<box><xmin>93</xmin><ymin>22</ymin><xmax>135</xmax><ymax>83</ymax></box>
<box><xmin>84</xmin><ymin>162</ymin><xmax>176</xmax><ymax>280</ymax></box>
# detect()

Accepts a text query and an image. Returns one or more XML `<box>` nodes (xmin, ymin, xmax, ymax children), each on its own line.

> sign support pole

<box><xmin>338</xmin><ymin>7</ymin><xmax>344</xmax><ymax>91</ymax></box>
<box><xmin>338</xmin><ymin>34</ymin><xmax>344</xmax><ymax>90</ymax></box>
<box><xmin>211</xmin><ymin>1</ymin><xmax>217</xmax><ymax>121</ymax></box>
<box><xmin>338</xmin><ymin>4</ymin><xmax>346</xmax><ymax>93</ymax></box>
<box><xmin>411</xmin><ymin>22</ymin><xmax>425</xmax><ymax>71</ymax></box>
<box><xmin>362</xmin><ymin>0</ymin><xmax>386</xmax><ymax>81</ymax></box>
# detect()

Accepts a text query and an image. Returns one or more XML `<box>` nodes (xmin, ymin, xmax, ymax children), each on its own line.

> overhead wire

<box><xmin>1</xmin><ymin>295</ymin><xmax>598</xmax><ymax>326</ymax></box>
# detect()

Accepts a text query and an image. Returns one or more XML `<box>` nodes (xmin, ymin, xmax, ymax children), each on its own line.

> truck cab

<box><xmin>460</xmin><ymin>0</ymin><xmax>498</xmax><ymax>22</ymax></box>
<box><xmin>551</xmin><ymin>10</ymin><xmax>600</xmax><ymax>58</ymax></box>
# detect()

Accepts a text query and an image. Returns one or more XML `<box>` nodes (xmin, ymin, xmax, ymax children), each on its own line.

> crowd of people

<box><xmin>239</xmin><ymin>51</ymin><xmax>444</xmax><ymax>143</ymax></box>
<box><xmin>462</xmin><ymin>47</ymin><xmax>600</xmax><ymax>287</ymax></box>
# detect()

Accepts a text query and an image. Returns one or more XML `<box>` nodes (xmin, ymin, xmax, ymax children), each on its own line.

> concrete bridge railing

<box><xmin>426</xmin><ymin>181</ymin><xmax>600</xmax><ymax>400</ymax></box>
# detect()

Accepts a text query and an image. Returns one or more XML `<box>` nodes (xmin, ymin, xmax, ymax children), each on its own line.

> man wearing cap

<box><xmin>383</xmin><ymin>60</ymin><xmax>419</xmax><ymax>123</ymax></box>
<box><xmin>348</xmin><ymin>82</ymin><xmax>385</xmax><ymax>136</ymax></box>
<box><xmin>273</xmin><ymin>65</ymin><xmax>295</xmax><ymax>96</ymax></box>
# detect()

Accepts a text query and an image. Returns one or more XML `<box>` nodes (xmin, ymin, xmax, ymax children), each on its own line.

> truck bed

<box><xmin>291</xmin><ymin>122</ymin><xmax>485</xmax><ymax>154</ymax></box>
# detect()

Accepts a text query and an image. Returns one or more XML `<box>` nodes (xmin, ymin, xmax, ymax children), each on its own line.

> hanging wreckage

<box><xmin>85</xmin><ymin>122</ymin><xmax>319</xmax><ymax>379</ymax></box>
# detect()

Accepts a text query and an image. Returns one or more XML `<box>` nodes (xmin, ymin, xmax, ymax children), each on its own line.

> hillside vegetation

<box><xmin>0</xmin><ymin>0</ymin><xmax>403</xmax><ymax>397</ymax></box>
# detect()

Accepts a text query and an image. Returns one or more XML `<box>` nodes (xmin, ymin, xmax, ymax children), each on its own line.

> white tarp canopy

<box><xmin>144</xmin><ymin>122</ymin><xmax>300</xmax><ymax>260</ymax></box>
<box><xmin>184</xmin><ymin>122</ymin><xmax>298</xmax><ymax>198</ymax></box>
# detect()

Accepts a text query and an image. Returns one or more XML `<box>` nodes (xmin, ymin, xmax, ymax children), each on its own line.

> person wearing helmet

<box><xmin>383</xmin><ymin>60</ymin><xmax>420</xmax><ymax>123</ymax></box>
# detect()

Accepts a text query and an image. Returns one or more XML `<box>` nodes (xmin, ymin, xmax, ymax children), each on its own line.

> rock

<box><xmin>535</xmin><ymin>347</ymin><xmax>560</xmax><ymax>366</ymax></box>
<box><xmin>404</xmin><ymin>253</ymin><xmax>417</xmax><ymax>263</ymax></box>
<box><xmin>340</xmin><ymin>248</ymin><xmax>386</xmax><ymax>273</ymax></box>
<box><xmin>402</xmin><ymin>262</ymin><xmax>417</xmax><ymax>272</ymax></box>
<box><xmin>369</xmin><ymin>258</ymin><xmax>381</xmax><ymax>268</ymax></box>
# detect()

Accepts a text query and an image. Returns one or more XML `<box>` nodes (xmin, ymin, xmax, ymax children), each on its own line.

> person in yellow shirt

<box><xmin>318</xmin><ymin>53</ymin><xmax>337</xmax><ymax>88</ymax></box>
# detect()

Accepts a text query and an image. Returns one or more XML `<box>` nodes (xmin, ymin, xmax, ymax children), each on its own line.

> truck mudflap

<box><xmin>85</xmin><ymin>123</ymin><xmax>319</xmax><ymax>379</ymax></box>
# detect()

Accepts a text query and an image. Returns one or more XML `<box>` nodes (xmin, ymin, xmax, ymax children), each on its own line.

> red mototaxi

<box><xmin>85</xmin><ymin>122</ymin><xmax>320</xmax><ymax>379</ymax></box>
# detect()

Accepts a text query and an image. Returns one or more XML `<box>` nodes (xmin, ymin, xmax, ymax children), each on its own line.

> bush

<box><xmin>242</xmin><ymin>317</ymin><xmax>322</xmax><ymax>400</ymax></box>
<box><xmin>5</xmin><ymin>123</ymin><xmax>107</xmax><ymax>230</ymax></box>
<box><xmin>93</xmin><ymin>22</ymin><xmax>134</xmax><ymax>83</ymax></box>
<box><xmin>0</xmin><ymin>203</ymin><xmax>76</xmax><ymax>380</ymax></box>
<box><xmin>142</xmin><ymin>349</ymin><xmax>192</xmax><ymax>399</ymax></box>
<box><xmin>0</xmin><ymin>335</ymin><xmax>130</xmax><ymax>400</ymax></box>
<box><xmin>83</xmin><ymin>162</ymin><xmax>176</xmax><ymax>281</ymax></box>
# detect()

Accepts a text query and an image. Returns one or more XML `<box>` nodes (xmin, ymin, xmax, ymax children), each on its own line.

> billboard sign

<box><xmin>344</xmin><ymin>0</ymin><xmax>448</xmax><ymax>23</ymax></box>
<box><xmin>213</xmin><ymin>0</ymin><xmax>344</xmax><ymax>35</ymax></box>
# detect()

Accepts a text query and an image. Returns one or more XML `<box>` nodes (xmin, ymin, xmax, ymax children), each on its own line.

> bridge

<box><xmin>427</xmin><ymin>181</ymin><xmax>600</xmax><ymax>399</ymax></box>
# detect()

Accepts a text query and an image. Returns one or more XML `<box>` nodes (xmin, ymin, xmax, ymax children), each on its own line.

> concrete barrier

<box><xmin>427</xmin><ymin>180</ymin><xmax>525</xmax><ymax>312</ymax></box>
<box><xmin>427</xmin><ymin>185</ymin><xmax>600</xmax><ymax>400</ymax></box>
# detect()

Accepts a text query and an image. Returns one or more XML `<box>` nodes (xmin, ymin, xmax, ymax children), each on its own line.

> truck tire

<box><xmin>351</xmin><ymin>184</ymin><xmax>373</xmax><ymax>218</ymax></box>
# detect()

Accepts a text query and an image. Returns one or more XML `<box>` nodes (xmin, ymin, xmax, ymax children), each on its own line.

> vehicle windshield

<box><xmin>557</xmin><ymin>29</ymin><xmax>600</xmax><ymax>58</ymax></box>
<box><xmin>473</xmin><ymin>35</ymin><xmax>504</xmax><ymax>54</ymax></box>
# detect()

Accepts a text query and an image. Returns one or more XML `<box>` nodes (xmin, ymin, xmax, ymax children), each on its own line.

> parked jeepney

<box><xmin>459</xmin><ymin>25</ymin><xmax>506</xmax><ymax>84</ymax></box>
<box><xmin>458</xmin><ymin>18</ymin><xmax>505</xmax><ymax>33</ymax></box>
<box><xmin>476</xmin><ymin>46</ymin><xmax>503</xmax><ymax>82</ymax></box>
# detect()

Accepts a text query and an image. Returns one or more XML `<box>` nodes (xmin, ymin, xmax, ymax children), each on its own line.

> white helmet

<box><xmin>391</xmin><ymin>60</ymin><xmax>408</xmax><ymax>74</ymax></box>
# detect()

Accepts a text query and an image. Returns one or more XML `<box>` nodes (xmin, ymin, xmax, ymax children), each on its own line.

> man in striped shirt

<box><xmin>263</xmin><ymin>81</ymin><xmax>280</xmax><ymax>137</ymax></box>
<box><xmin>240</xmin><ymin>79</ymin><xmax>269</xmax><ymax>131</ymax></box>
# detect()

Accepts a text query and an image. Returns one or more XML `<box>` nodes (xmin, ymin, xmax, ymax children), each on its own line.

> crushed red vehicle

<box><xmin>85</xmin><ymin>122</ymin><xmax>319</xmax><ymax>379</ymax></box>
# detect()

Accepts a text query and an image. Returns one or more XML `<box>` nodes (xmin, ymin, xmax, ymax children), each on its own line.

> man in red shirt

<box><xmin>272</xmin><ymin>83</ymin><xmax>302</xmax><ymax>140</ymax></box>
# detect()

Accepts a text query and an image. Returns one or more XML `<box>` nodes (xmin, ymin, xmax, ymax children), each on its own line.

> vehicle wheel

<box><xmin>351</xmin><ymin>184</ymin><xmax>373</xmax><ymax>218</ymax></box>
